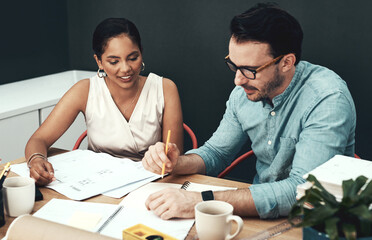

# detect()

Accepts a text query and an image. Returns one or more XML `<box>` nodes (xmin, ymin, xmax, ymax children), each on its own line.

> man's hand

<box><xmin>29</xmin><ymin>158</ymin><xmax>56</xmax><ymax>186</ymax></box>
<box><xmin>142</xmin><ymin>142</ymin><xmax>180</xmax><ymax>175</ymax></box>
<box><xmin>145</xmin><ymin>188</ymin><xmax>202</xmax><ymax>219</ymax></box>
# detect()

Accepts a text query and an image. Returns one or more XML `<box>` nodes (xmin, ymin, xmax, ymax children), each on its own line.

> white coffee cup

<box><xmin>2</xmin><ymin>176</ymin><xmax>35</xmax><ymax>217</ymax></box>
<box><xmin>195</xmin><ymin>200</ymin><xmax>243</xmax><ymax>240</ymax></box>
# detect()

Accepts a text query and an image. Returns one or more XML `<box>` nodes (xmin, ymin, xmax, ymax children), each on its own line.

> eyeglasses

<box><xmin>224</xmin><ymin>55</ymin><xmax>284</xmax><ymax>80</ymax></box>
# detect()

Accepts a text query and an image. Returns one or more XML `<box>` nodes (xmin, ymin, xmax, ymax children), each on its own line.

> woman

<box><xmin>25</xmin><ymin>18</ymin><xmax>183</xmax><ymax>186</ymax></box>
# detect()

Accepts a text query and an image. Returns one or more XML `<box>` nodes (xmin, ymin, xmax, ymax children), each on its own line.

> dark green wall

<box><xmin>1</xmin><ymin>0</ymin><xmax>69</xmax><ymax>84</ymax></box>
<box><xmin>2</xmin><ymin>0</ymin><xmax>372</xmax><ymax>182</ymax></box>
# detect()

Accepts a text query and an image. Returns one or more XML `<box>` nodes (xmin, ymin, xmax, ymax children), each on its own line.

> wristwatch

<box><xmin>201</xmin><ymin>190</ymin><xmax>214</xmax><ymax>201</ymax></box>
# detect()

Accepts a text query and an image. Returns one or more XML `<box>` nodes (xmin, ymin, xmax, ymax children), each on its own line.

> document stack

<box><xmin>296</xmin><ymin>155</ymin><xmax>372</xmax><ymax>201</ymax></box>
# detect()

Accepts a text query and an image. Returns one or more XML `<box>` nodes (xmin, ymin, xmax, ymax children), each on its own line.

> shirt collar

<box><xmin>270</xmin><ymin>61</ymin><xmax>304</xmax><ymax>108</ymax></box>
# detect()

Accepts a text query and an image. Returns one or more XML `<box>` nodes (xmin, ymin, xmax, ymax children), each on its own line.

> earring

<box><xmin>141</xmin><ymin>62</ymin><xmax>145</xmax><ymax>71</ymax></box>
<box><xmin>97</xmin><ymin>68</ymin><xmax>107</xmax><ymax>78</ymax></box>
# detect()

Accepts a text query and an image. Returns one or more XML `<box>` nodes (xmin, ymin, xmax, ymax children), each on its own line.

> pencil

<box><xmin>0</xmin><ymin>162</ymin><xmax>10</xmax><ymax>180</ymax></box>
<box><xmin>0</xmin><ymin>167</ymin><xmax>11</xmax><ymax>187</ymax></box>
<box><xmin>161</xmin><ymin>130</ymin><xmax>171</xmax><ymax>178</ymax></box>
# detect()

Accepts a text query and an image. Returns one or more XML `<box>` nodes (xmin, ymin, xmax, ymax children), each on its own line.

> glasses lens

<box><xmin>240</xmin><ymin>69</ymin><xmax>255</xmax><ymax>79</ymax></box>
<box><xmin>226</xmin><ymin>61</ymin><xmax>237</xmax><ymax>72</ymax></box>
<box><xmin>225</xmin><ymin>59</ymin><xmax>255</xmax><ymax>79</ymax></box>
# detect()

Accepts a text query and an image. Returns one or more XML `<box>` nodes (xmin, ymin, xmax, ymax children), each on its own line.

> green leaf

<box><xmin>302</xmin><ymin>205</ymin><xmax>338</xmax><ymax>228</ymax></box>
<box><xmin>342</xmin><ymin>176</ymin><xmax>367</xmax><ymax>199</ymax></box>
<box><xmin>359</xmin><ymin>218</ymin><xmax>372</xmax><ymax>237</ymax></box>
<box><xmin>307</xmin><ymin>175</ymin><xmax>338</xmax><ymax>206</ymax></box>
<box><xmin>358</xmin><ymin>179</ymin><xmax>372</xmax><ymax>205</ymax></box>
<box><xmin>342</xmin><ymin>223</ymin><xmax>356</xmax><ymax>240</ymax></box>
<box><xmin>324</xmin><ymin>217</ymin><xmax>339</xmax><ymax>240</ymax></box>
<box><xmin>347</xmin><ymin>205</ymin><xmax>372</xmax><ymax>221</ymax></box>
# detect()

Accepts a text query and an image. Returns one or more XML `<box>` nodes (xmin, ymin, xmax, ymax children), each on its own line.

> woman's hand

<box><xmin>29</xmin><ymin>158</ymin><xmax>56</xmax><ymax>186</ymax></box>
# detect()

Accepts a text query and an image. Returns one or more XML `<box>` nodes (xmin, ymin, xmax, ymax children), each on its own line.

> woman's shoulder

<box><xmin>145</xmin><ymin>73</ymin><xmax>177</xmax><ymax>91</ymax></box>
<box><xmin>66</xmin><ymin>78</ymin><xmax>90</xmax><ymax>98</ymax></box>
<box><xmin>73</xmin><ymin>78</ymin><xmax>90</xmax><ymax>88</ymax></box>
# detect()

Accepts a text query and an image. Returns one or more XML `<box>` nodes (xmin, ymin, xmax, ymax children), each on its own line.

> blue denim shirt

<box><xmin>187</xmin><ymin>61</ymin><xmax>356</xmax><ymax>218</ymax></box>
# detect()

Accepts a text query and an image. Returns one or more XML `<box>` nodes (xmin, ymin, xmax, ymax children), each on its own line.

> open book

<box><xmin>297</xmin><ymin>155</ymin><xmax>372</xmax><ymax>201</ymax></box>
<box><xmin>28</xmin><ymin>181</ymin><xmax>236</xmax><ymax>240</ymax></box>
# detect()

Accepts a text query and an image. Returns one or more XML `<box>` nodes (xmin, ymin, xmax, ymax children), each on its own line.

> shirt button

<box><xmin>271</xmin><ymin>111</ymin><xmax>276</xmax><ymax>116</ymax></box>
<box><xmin>268</xmin><ymin>140</ymin><xmax>272</xmax><ymax>145</ymax></box>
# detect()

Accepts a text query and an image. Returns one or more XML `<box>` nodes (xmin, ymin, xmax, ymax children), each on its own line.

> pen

<box><xmin>161</xmin><ymin>130</ymin><xmax>171</xmax><ymax>178</ymax></box>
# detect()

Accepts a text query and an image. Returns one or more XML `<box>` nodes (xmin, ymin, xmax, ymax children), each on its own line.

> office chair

<box><xmin>217</xmin><ymin>150</ymin><xmax>254</xmax><ymax>178</ymax></box>
<box><xmin>72</xmin><ymin>123</ymin><xmax>198</xmax><ymax>150</ymax></box>
<box><xmin>217</xmin><ymin>151</ymin><xmax>361</xmax><ymax>178</ymax></box>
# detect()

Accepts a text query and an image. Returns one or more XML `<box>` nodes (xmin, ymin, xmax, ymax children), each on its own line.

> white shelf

<box><xmin>0</xmin><ymin>70</ymin><xmax>95</xmax><ymax>162</ymax></box>
<box><xmin>0</xmin><ymin>70</ymin><xmax>95</xmax><ymax>119</ymax></box>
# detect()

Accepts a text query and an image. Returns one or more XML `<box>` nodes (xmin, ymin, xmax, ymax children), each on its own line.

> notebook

<box><xmin>31</xmin><ymin>181</ymin><xmax>236</xmax><ymax>240</ymax></box>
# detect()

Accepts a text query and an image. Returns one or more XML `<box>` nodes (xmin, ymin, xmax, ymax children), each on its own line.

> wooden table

<box><xmin>0</xmin><ymin>150</ymin><xmax>301</xmax><ymax>240</ymax></box>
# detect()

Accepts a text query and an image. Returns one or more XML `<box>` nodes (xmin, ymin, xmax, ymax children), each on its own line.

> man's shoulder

<box><xmin>298</xmin><ymin>61</ymin><xmax>350</xmax><ymax>97</ymax></box>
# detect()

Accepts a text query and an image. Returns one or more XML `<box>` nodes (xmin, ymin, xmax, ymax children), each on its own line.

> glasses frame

<box><xmin>224</xmin><ymin>54</ymin><xmax>284</xmax><ymax>80</ymax></box>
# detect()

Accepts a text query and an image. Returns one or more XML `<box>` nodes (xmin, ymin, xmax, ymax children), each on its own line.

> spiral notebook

<box><xmin>32</xmin><ymin>182</ymin><xmax>236</xmax><ymax>240</ymax></box>
<box><xmin>120</xmin><ymin>181</ymin><xmax>237</xmax><ymax>211</ymax></box>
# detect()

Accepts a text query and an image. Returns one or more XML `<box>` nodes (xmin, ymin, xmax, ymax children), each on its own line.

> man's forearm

<box><xmin>214</xmin><ymin>188</ymin><xmax>259</xmax><ymax>217</ymax></box>
<box><xmin>173</xmin><ymin>153</ymin><xmax>206</xmax><ymax>175</ymax></box>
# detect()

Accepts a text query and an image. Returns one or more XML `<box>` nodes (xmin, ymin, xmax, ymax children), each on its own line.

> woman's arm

<box><xmin>162</xmin><ymin>78</ymin><xmax>184</xmax><ymax>153</ymax></box>
<box><xmin>25</xmin><ymin>79</ymin><xmax>90</xmax><ymax>185</ymax></box>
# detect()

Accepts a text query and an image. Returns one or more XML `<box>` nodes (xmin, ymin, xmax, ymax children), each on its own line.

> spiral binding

<box><xmin>181</xmin><ymin>181</ymin><xmax>191</xmax><ymax>190</ymax></box>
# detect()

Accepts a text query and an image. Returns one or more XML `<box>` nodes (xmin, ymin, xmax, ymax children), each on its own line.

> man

<box><xmin>142</xmin><ymin>3</ymin><xmax>356</xmax><ymax>219</ymax></box>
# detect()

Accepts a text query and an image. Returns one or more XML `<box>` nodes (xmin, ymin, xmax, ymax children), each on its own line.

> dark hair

<box><xmin>92</xmin><ymin>18</ymin><xmax>142</xmax><ymax>60</ymax></box>
<box><xmin>230</xmin><ymin>3</ymin><xmax>303</xmax><ymax>65</ymax></box>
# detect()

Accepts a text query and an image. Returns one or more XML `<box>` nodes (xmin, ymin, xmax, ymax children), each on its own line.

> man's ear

<box><xmin>94</xmin><ymin>54</ymin><xmax>103</xmax><ymax>69</ymax></box>
<box><xmin>281</xmin><ymin>53</ymin><xmax>296</xmax><ymax>73</ymax></box>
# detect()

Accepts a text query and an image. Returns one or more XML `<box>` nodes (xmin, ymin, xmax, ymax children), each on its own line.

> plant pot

<box><xmin>303</xmin><ymin>227</ymin><xmax>372</xmax><ymax>240</ymax></box>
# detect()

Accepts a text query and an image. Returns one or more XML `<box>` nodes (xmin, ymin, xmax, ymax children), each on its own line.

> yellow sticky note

<box><xmin>68</xmin><ymin>211</ymin><xmax>102</xmax><ymax>231</ymax></box>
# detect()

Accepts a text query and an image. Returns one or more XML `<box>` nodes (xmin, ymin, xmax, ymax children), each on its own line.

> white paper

<box><xmin>33</xmin><ymin>199</ymin><xmax>120</xmax><ymax>233</ymax></box>
<box><xmin>108</xmin><ymin>183</ymin><xmax>194</xmax><ymax>239</ymax></box>
<box><xmin>304</xmin><ymin>155</ymin><xmax>372</xmax><ymax>185</ymax></box>
<box><xmin>121</xmin><ymin>182</ymin><xmax>237</xmax><ymax>210</ymax></box>
<box><xmin>302</xmin><ymin>155</ymin><xmax>372</xmax><ymax>199</ymax></box>
<box><xmin>11</xmin><ymin>150</ymin><xmax>160</xmax><ymax>200</ymax></box>
<box><xmin>33</xmin><ymin>197</ymin><xmax>194</xmax><ymax>240</ymax></box>
<box><xmin>120</xmin><ymin>182</ymin><xmax>183</xmax><ymax>210</ymax></box>
<box><xmin>102</xmin><ymin>175</ymin><xmax>160</xmax><ymax>198</ymax></box>
<box><xmin>100</xmin><ymin>207</ymin><xmax>194</xmax><ymax>240</ymax></box>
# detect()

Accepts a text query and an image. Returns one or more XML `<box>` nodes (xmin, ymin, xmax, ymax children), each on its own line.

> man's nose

<box><xmin>234</xmin><ymin>70</ymin><xmax>249</xmax><ymax>86</ymax></box>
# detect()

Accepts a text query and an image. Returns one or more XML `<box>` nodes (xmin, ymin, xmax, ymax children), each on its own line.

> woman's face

<box><xmin>95</xmin><ymin>34</ymin><xmax>143</xmax><ymax>89</ymax></box>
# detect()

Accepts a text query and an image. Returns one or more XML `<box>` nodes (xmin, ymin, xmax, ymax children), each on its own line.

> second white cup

<box><xmin>2</xmin><ymin>176</ymin><xmax>35</xmax><ymax>217</ymax></box>
<box><xmin>195</xmin><ymin>200</ymin><xmax>243</xmax><ymax>240</ymax></box>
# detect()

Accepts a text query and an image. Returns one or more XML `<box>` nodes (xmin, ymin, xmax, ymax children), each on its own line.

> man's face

<box><xmin>228</xmin><ymin>37</ymin><xmax>285</xmax><ymax>102</ymax></box>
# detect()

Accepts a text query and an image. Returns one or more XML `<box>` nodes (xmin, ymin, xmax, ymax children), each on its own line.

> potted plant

<box><xmin>288</xmin><ymin>174</ymin><xmax>372</xmax><ymax>240</ymax></box>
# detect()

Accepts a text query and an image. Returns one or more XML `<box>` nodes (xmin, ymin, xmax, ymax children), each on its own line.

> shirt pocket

<box><xmin>268</xmin><ymin>137</ymin><xmax>297</xmax><ymax>181</ymax></box>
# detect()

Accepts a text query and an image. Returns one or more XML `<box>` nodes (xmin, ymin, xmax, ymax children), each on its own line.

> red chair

<box><xmin>217</xmin><ymin>150</ymin><xmax>254</xmax><ymax>178</ymax></box>
<box><xmin>217</xmin><ymin>151</ymin><xmax>361</xmax><ymax>178</ymax></box>
<box><xmin>73</xmin><ymin>123</ymin><xmax>198</xmax><ymax>150</ymax></box>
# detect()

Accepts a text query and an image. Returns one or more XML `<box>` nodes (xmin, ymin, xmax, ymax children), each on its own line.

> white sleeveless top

<box><xmin>85</xmin><ymin>73</ymin><xmax>164</xmax><ymax>160</ymax></box>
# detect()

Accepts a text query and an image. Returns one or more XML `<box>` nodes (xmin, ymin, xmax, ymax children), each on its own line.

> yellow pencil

<box><xmin>0</xmin><ymin>162</ymin><xmax>10</xmax><ymax>180</ymax></box>
<box><xmin>161</xmin><ymin>130</ymin><xmax>171</xmax><ymax>178</ymax></box>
